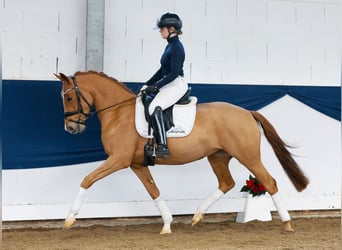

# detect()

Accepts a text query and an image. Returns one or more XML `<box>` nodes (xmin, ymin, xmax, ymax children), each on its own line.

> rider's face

<box><xmin>159</xmin><ymin>27</ymin><xmax>169</xmax><ymax>39</ymax></box>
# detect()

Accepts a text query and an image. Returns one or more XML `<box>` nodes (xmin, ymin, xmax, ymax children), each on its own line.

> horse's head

<box><xmin>55</xmin><ymin>73</ymin><xmax>93</xmax><ymax>134</ymax></box>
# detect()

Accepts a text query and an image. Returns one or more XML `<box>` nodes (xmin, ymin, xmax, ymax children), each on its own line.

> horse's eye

<box><xmin>66</xmin><ymin>96</ymin><xmax>73</xmax><ymax>102</ymax></box>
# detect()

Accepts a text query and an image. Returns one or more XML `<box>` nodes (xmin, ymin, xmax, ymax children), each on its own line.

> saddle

<box><xmin>141</xmin><ymin>87</ymin><xmax>192</xmax><ymax>131</ymax></box>
<box><xmin>136</xmin><ymin>88</ymin><xmax>197</xmax><ymax>166</ymax></box>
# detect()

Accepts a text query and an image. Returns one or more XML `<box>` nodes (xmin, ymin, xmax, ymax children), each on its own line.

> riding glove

<box><xmin>144</xmin><ymin>85</ymin><xmax>159</xmax><ymax>95</ymax></box>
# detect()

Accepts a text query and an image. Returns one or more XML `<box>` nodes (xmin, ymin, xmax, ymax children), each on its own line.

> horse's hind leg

<box><xmin>192</xmin><ymin>151</ymin><xmax>234</xmax><ymax>225</ymax></box>
<box><xmin>130</xmin><ymin>164</ymin><xmax>173</xmax><ymax>235</ymax></box>
<box><xmin>242</xmin><ymin>158</ymin><xmax>294</xmax><ymax>232</ymax></box>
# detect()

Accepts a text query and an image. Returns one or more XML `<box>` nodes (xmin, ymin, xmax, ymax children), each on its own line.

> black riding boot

<box><xmin>151</xmin><ymin>106</ymin><xmax>169</xmax><ymax>158</ymax></box>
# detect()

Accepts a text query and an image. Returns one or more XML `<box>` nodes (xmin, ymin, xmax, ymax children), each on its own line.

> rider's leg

<box><xmin>150</xmin><ymin>106</ymin><xmax>169</xmax><ymax>157</ymax></box>
<box><xmin>148</xmin><ymin>77</ymin><xmax>188</xmax><ymax>157</ymax></box>
<box><xmin>148</xmin><ymin>77</ymin><xmax>188</xmax><ymax>115</ymax></box>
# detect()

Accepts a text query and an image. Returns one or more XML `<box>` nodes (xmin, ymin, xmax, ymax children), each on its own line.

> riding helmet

<box><xmin>156</xmin><ymin>13</ymin><xmax>182</xmax><ymax>31</ymax></box>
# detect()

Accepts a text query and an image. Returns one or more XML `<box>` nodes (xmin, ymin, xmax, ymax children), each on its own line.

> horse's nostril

<box><xmin>67</xmin><ymin>126</ymin><xmax>75</xmax><ymax>132</ymax></box>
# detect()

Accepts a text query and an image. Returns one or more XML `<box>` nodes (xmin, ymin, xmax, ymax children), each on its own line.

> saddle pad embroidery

<box><xmin>135</xmin><ymin>96</ymin><xmax>197</xmax><ymax>138</ymax></box>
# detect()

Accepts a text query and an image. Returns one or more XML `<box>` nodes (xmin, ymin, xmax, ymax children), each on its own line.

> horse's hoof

<box><xmin>192</xmin><ymin>213</ymin><xmax>203</xmax><ymax>226</ymax></box>
<box><xmin>160</xmin><ymin>224</ymin><xmax>172</xmax><ymax>235</ymax></box>
<box><xmin>160</xmin><ymin>229</ymin><xmax>172</xmax><ymax>235</ymax></box>
<box><xmin>63</xmin><ymin>218</ymin><xmax>76</xmax><ymax>230</ymax></box>
<box><xmin>283</xmin><ymin>221</ymin><xmax>295</xmax><ymax>232</ymax></box>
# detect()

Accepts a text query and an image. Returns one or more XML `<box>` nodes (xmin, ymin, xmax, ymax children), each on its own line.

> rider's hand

<box><xmin>144</xmin><ymin>85</ymin><xmax>159</xmax><ymax>95</ymax></box>
<box><xmin>140</xmin><ymin>85</ymin><xmax>148</xmax><ymax>91</ymax></box>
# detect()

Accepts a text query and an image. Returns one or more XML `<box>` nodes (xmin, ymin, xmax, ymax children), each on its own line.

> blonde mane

<box><xmin>75</xmin><ymin>70</ymin><xmax>135</xmax><ymax>94</ymax></box>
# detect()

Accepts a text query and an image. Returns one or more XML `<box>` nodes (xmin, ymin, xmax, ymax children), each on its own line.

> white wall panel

<box><xmin>267</xmin><ymin>1</ymin><xmax>296</xmax><ymax>23</ymax></box>
<box><xmin>57</xmin><ymin>54</ymin><xmax>86</xmax><ymax>77</ymax></box>
<box><xmin>267</xmin><ymin>23</ymin><xmax>303</xmax><ymax>42</ymax></box>
<box><xmin>23</xmin><ymin>10</ymin><xmax>58</xmax><ymax>33</ymax></box>
<box><xmin>297</xmin><ymin>44</ymin><xmax>325</xmax><ymax>65</ymax></box>
<box><xmin>21</xmin><ymin>55</ymin><xmax>56</xmax><ymax>79</ymax></box>
<box><xmin>2</xmin><ymin>0</ymin><xmax>341</xmax><ymax>82</ymax></box>
<box><xmin>104</xmin><ymin>0</ymin><xmax>341</xmax><ymax>85</ymax></box>
<box><xmin>311</xmin><ymin>64</ymin><xmax>342</xmax><ymax>84</ymax></box>
<box><xmin>311</xmin><ymin>24</ymin><xmax>341</xmax><ymax>46</ymax></box>
<box><xmin>237</xmin><ymin>41</ymin><xmax>267</xmax><ymax>64</ymax></box>
<box><xmin>191</xmin><ymin>18</ymin><xmax>222</xmax><ymax>41</ymax></box>
<box><xmin>223</xmin><ymin>62</ymin><xmax>283</xmax><ymax>84</ymax></box>
<box><xmin>296</xmin><ymin>2</ymin><xmax>325</xmax><ymax>24</ymax></box>
<box><xmin>104</xmin><ymin>11</ymin><xmax>126</xmax><ymax>38</ymax></box>
<box><xmin>2</xmin><ymin>8</ymin><xmax>24</xmax><ymax>32</ymax></box>
<box><xmin>174</xmin><ymin>0</ymin><xmax>205</xmax><ymax>20</ymax></box>
<box><xmin>2</xmin><ymin>0</ymin><xmax>87</xmax><ymax>79</ymax></box>
<box><xmin>142</xmin><ymin>36</ymin><xmax>165</xmax><ymax>60</ymax></box>
<box><xmin>41</xmin><ymin>33</ymin><xmax>61</xmax><ymax>57</ymax></box>
<box><xmin>2</xmin><ymin>54</ymin><xmax>22</xmax><ymax>78</ymax></box>
<box><xmin>143</xmin><ymin>0</ymin><xmax>174</xmax><ymax>15</ymax></box>
<box><xmin>237</xmin><ymin>0</ymin><xmax>267</xmax><ymax>23</ymax></box>
<box><xmin>268</xmin><ymin>42</ymin><xmax>297</xmax><ymax>64</ymax></box>
<box><xmin>281</xmin><ymin>64</ymin><xmax>312</xmax><ymax>85</ymax></box>
<box><xmin>326</xmin><ymin>44</ymin><xmax>342</xmax><ymax>65</ymax></box>
<box><xmin>190</xmin><ymin>61</ymin><xmax>224</xmax><ymax>83</ymax></box>
<box><xmin>181</xmin><ymin>38</ymin><xmax>206</xmax><ymax>61</ymax></box>
<box><xmin>325</xmin><ymin>3</ymin><xmax>342</xmax><ymax>25</ymax></box>
<box><xmin>127</xmin><ymin>58</ymin><xmax>159</xmax><ymax>82</ymax></box>
<box><xmin>206</xmin><ymin>39</ymin><xmax>236</xmax><ymax>62</ymax></box>
<box><xmin>206</xmin><ymin>0</ymin><xmax>236</xmax><ymax>22</ymax></box>
<box><xmin>222</xmin><ymin>22</ymin><xmax>265</xmax><ymax>43</ymax></box>
<box><xmin>3</xmin><ymin>0</ymin><xmax>58</xmax><ymax>10</ymax></box>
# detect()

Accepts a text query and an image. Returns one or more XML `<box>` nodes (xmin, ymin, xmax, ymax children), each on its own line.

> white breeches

<box><xmin>149</xmin><ymin>76</ymin><xmax>188</xmax><ymax>115</ymax></box>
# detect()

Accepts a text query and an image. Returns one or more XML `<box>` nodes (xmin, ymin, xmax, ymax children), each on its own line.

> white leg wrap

<box><xmin>154</xmin><ymin>196</ymin><xmax>173</xmax><ymax>223</ymax></box>
<box><xmin>196</xmin><ymin>189</ymin><xmax>224</xmax><ymax>214</ymax></box>
<box><xmin>272</xmin><ymin>192</ymin><xmax>291</xmax><ymax>222</ymax></box>
<box><xmin>67</xmin><ymin>187</ymin><xmax>87</xmax><ymax>219</ymax></box>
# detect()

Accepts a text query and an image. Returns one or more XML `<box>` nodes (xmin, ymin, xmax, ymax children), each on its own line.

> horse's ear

<box><xmin>54</xmin><ymin>73</ymin><xmax>69</xmax><ymax>84</ymax></box>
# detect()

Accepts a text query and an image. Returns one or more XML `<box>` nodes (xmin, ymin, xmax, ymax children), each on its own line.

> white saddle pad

<box><xmin>135</xmin><ymin>96</ymin><xmax>197</xmax><ymax>138</ymax></box>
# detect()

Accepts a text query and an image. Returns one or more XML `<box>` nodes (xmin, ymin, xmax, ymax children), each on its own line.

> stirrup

<box><xmin>144</xmin><ymin>143</ymin><xmax>154</xmax><ymax>157</ymax></box>
<box><xmin>155</xmin><ymin>145</ymin><xmax>169</xmax><ymax>158</ymax></box>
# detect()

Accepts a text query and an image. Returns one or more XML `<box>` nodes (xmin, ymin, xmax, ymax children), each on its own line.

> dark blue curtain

<box><xmin>3</xmin><ymin>80</ymin><xmax>340</xmax><ymax>169</ymax></box>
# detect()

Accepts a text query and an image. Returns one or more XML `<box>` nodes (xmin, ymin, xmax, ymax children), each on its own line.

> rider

<box><xmin>143</xmin><ymin>13</ymin><xmax>188</xmax><ymax>158</ymax></box>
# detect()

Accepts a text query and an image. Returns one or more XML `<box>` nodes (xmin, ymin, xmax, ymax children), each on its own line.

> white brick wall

<box><xmin>2</xmin><ymin>0</ymin><xmax>87</xmax><ymax>79</ymax></box>
<box><xmin>2</xmin><ymin>0</ymin><xmax>341</xmax><ymax>84</ymax></box>
<box><xmin>104</xmin><ymin>0</ymin><xmax>342</xmax><ymax>85</ymax></box>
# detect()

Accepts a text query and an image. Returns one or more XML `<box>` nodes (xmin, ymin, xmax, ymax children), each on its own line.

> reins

<box><xmin>91</xmin><ymin>93</ymin><xmax>142</xmax><ymax>116</ymax></box>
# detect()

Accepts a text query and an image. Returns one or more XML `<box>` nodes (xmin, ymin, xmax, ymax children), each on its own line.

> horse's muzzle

<box><xmin>64</xmin><ymin>123</ymin><xmax>86</xmax><ymax>134</ymax></box>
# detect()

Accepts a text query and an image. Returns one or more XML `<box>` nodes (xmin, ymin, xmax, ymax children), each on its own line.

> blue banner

<box><xmin>3</xmin><ymin>80</ymin><xmax>340</xmax><ymax>169</ymax></box>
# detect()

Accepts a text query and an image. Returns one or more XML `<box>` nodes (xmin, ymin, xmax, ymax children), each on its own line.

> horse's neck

<box><xmin>83</xmin><ymin>75</ymin><xmax>135</xmax><ymax>125</ymax></box>
<box><xmin>86</xmin><ymin>76</ymin><xmax>134</xmax><ymax>112</ymax></box>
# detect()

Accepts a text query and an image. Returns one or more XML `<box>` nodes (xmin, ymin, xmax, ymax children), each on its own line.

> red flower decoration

<box><xmin>240</xmin><ymin>175</ymin><xmax>267</xmax><ymax>197</ymax></box>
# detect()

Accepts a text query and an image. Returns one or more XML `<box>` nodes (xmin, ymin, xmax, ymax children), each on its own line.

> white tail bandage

<box><xmin>271</xmin><ymin>192</ymin><xmax>291</xmax><ymax>222</ymax></box>
<box><xmin>197</xmin><ymin>189</ymin><xmax>224</xmax><ymax>214</ymax></box>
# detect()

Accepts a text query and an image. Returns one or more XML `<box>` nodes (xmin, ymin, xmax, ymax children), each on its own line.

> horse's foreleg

<box><xmin>64</xmin><ymin>157</ymin><xmax>129</xmax><ymax>229</ymax></box>
<box><xmin>131</xmin><ymin>164</ymin><xmax>173</xmax><ymax>234</ymax></box>
<box><xmin>192</xmin><ymin>152</ymin><xmax>234</xmax><ymax>226</ymax></box>
<box><xmin>64</xmin><ymin>186</ymin><xmax>87</xmax><ymax>229</ymax></box>
<box><xmin>154</xmin><ymin>196</ymin><xmax>173</xmax><ymax>234</ymax></box>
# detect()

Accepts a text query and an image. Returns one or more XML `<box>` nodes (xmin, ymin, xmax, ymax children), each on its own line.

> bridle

<box><xmin>62</xmin><ymin>76</ymin><xmax>140</xmax><ymax>126</ymax></box>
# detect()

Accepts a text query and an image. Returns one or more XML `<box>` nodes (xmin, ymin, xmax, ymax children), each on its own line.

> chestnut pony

<box><xmin>55</xmin><ymin>71</ymin><xmax>308</xmax><ymax>234</ymax></box>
